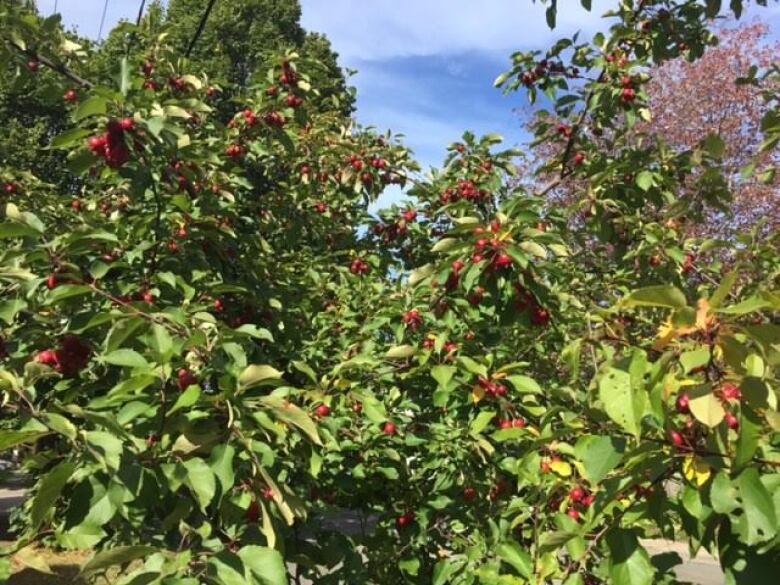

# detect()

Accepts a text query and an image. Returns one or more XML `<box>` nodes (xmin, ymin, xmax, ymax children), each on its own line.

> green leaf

<box><xmin>103</xmin><ymin>349</ymin><xmax>150</xmax><ymax>369</ymax></box>
<box><xmin>119</xmin><ymin>57</ymin><xmax>131</xmax><ymax>96</ymax></box>
<box><xmin>689</xmin><ymin>391</ymin><xmax>725</xmax><ymax>428</ymax></box>
<box><xmin>710</xmin><ymin>472</ymin><xmax>738</xmax><ymax>514</ymax></box>
<box><xmin>80</xmin><ymin>546</ymin><xmax>157</xmax><ymax>578</ymax></box>
<box><xmin>717</xmin><ymin>296</ymin><xmax>771</xmax><ymax>315</ymax></box>
<box><xmin>519</xmin><ymin>241</ymin><xmax>547</xmax><ymax>258</ymax></box>
<box><xmin>496</xmin><ymin>542</ymin><xmax>532</xmax><ymax>578</ymax></box>
<box><xmin>239</xmin><ymin>365</ymin><xmax>283</xmax><ymax>390</ymax></box>
<box><xmin>237</xmin><ymin>546</ymin><xmax>288</xmax><ymax>585</ymax></box>
<box><xmin>50</xmin><ymin>127</ymin><xmax>91</xmax><ymax>149</ymax></box>
<box><xmin>42</xmin><ymin>413</ymin><xmax>77</xmax><ymax>441</ymax></box>
<box><xmin>0</xmin><ymin>299</ymin><xmax>27</xmax><ymax>323</ymax></box>
<box><xmin>431</xmin><ymin>365</ymin><xmax>455</xmax><ymax>388</ymax></box>
<box><xmin>621</xmin><ymin>286</ymin><xmax>687</xmax><ymax>309</ymax></box>
<box><xmin>259</xmin><ymin>396</ymin><xmax>322</xmax><ymax>445</ymax></box>
<box><xmin>433</xmin><ymin>558</ymin><xmax>466</xmax><ymax>585</ymax></box>
<box><xmin>574</xmin><ymin>435</ymin><xmax>626</xmax><ymax>484</ymax></box>
<box><xmin>507</xmin><ymin>375</ymin><xmax>541</xmax><ymax>394</ymax></box>
<box><xmin>385</xmin><ymin>345</ymin><xmax>416</xmax><ymax>359</ymax></box>
<box><xmin>710</xmin><ymin>270</ymin><xmax>739</xmax><ymax>310</ymax></box>
<box><xmin>148</xmin><ymin>324</ymin><xmax>173</xmax><ymax>362</ymax></box>
<box><xmin>606</xmin><ymin>530</ymin><xmax>655</xmax><ymax>585</ymax></box>
<box><xmin>734</xmin><ymin>468</ymin><xmax>777</xmax><ymax>545</ymax></box>
<box><xmin>0</xmin><ymin>222</ymin><xmax>40</xmax><ymax>239</ymax></box>
<box><xmin>598</xmin><ymin>366</ymin><xmax>647</xmax><ymax>438</ymax></box>
<box><xmin>470</xmin><ymin>411</ymin><xmax>496</xmax><ymax>435</ymax></box>
<box><xmin>207</xmin><ymin>553</ymin><xmax>249</xmax><ymax>585</ymax></box>
<box><xmin>47</xmin><ymin>284</ymin><xmax>92</xmax><ymax>304</ymax></box>
<box><xmin>168</xmin><ymin>385</ymin><xmax>200</xmax><ymax>415</ymax></box>
<box><xmin>73</xmin><ymin>96</ymin><xmax>108</xmax><ymax>121</ymax></box>
<box><xmin>208</xmin><ymin>444</ymin><xmax>236</xmax><ymax>494</ymax></box>
<box><xmin>183</xmin><ymin>457</ymin><xmax>216</xmax><ymax>512</ymax></box>
<box><xmin>636</xmin><ymin>171</ymin><xmax>654</xmax><ymax>192</ymax></box>
<box><xmin>0</xmin><ymin>430</ymin><xmax>48</xmax><ymax>453</ymax></box>
<box><xmin>30</xmin><ymin>461</ymin><xmax>76</xmax><ymax>530</ymax></box>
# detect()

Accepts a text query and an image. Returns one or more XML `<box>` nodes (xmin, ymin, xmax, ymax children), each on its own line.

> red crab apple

<box><xmin>46</xmin><ymin>274</ymin><xmax>58</xmax><ymax>290</ymax></box>
<box><xmin>383</xmin><ymin>421</ymin><xmax>397</xmax><ymax>435</ymax></box>
<box><xmin>63</xmin><ymin>89</ymin><xmax>78</xmax><ymax>103</ymax></box>
<box><xmin>396</xmin><ymin>512</ymin><xmax>415</xmax><ymax>529</ymax></box>
<box><xmin>463</xmin><ymin>487</ymin><xmax>477</xmax><ymax>501</ymax></box>
<box><xmin>670</xmin><ymin>430</ymin><xmax>684</xmax><ymax>448</ymax></box>
<box><xmin>3</xmin><ymin>182</ymin><xmax>17</xmax><ymax>194</ymax></box>
<box><xmin>721</xmin><ymin>383</ymin><xmax>742</xmax><ymax>402</ymax></box>
<box><xmin>725</xmin><ymin>412</ymin><xmax>739</xmax><ymax>431</ymax></box>
<box><xmin>246</xmin><ymin>500</ymin><xmax>260</xmax><ymax>522</ymax></box>
<box><xmin>177</xmin><ymin>368</ymin><xmax>198</xmax><ymax>391</ymax></box>
<box><xmin>316</xmin><ymin>404</ymin><xmax>331</xmax><ymax>418</ymax></box>
<box><xmin>567</xmin><ymin>509</ymin><xmax>581</xmax><ymax>521</ymax></box>
<box><xmin>676</xmin><ymin>394</ymin><xmax>690</xmax><ymax>414</ymax></box>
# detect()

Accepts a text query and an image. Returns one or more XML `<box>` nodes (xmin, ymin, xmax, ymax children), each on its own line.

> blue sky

<box><xmin>37</xmin><ymin>0</ymin><xmax>780</xmax><ymax>206</ymax></box>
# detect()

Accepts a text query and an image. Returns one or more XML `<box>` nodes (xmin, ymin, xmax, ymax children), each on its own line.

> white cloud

<box><xmin>300</xmin><ymin>0</ymin><xmax>614</xmax><ymax>64</ymax></box>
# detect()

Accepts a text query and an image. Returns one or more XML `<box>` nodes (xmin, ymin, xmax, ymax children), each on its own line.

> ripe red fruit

<box><xmin>350</xmin><ymin>159</ymin><xmax>364</xmax><ymax>171</ymax></box>
<box><xmin>463</xmin><ymin>487</ymin><xmax>477</xmax><ymax>501</ymax></box>
<box><xmin>4</xmin><ymin>182</ymin><xmax>17</xmax><ymax>194</ymax></box>
<box><xmin>88</xmin><ymin>135</ymin><xmax>108</xmax><ymax>154</ymax></box>
<box><xmin>46</xmin><ymin>274</ymin><xmax>58</xmax><ymax>290</ymax></box>
<box><xmin>493</xmin><ymin>253</ymin><xmax>512</xmax><ymax>269</ymax></box>
<box><xmin>206</xmin><ymin>86</ymin><xmax>217</xmax><ymax>97</ymax></box>
<box><xmin>676</xmin><ymin>394</ymin><xmax>690</xmax><ymax>414</ymax></box>
<box><xmin>141</xmin><ymin>61</ymin><xmax>154</xmax><ymax>76</ymax></box>
<box><xmin>27</xmin><ymin>60</ymin><xmax>39</xmax><ymax>73</ymax></box>
<box><xmin>621</xmin><ymin>88</ymin><xmax>637</xmax><ymax>103</ymax></box>
<box><xmin>670</xmin><ymin>430</ymin><xmax>684</xmax><ymax>448</ymax></box>
<box><xmin>262</xmin><ymin>488</ymin><xmax>275</xmax><ymax>501</ymax></box>
<box><xmin>531</xmin><ymin>307</ymin><xmax>551</xmax><ymax>327</ymax></box>
<box><xmin>120</xmin><ymin>118</ymin><xmax>135</xmax><ymax>132</ymax></box>
<box><xmin>581</xmin><ymin>494</ymin><xmax>595</xmax><ymax>507</ymax></box>
<box><xmin>63</xmin><ymin>89</ymin><xmax>78</xmax><ymax>103</ymax></box>
<box><xmin>315</xmin><ymin>404</ymin><xmax>331</xmax><ymax>418</ymax></box>
<box><xmin>361</xmin><ymin>172</ymin><xmax>374</xmax><ymax>186</ymax></box>
<box><xmin>567</xmin><ymin>509</ymin><xmax>581</xmax><ymax>521</ymax></box>
<box><xmin>721</xmin><ymin>383</ymin><xmax>742</xmax><ymax>402</ymax></box>
<box><xmin>266</xmin><ymin>85</ymin><xmax>279</xmax><ymax>97</ymax></box>
<box><xmin>396</xmin><ymin>512</ymin><xmax>415</xmax><ymax>529</ymax></box>
<box><xmin>499</xmin><ymin>420</ymin><xmax>512</xmax><ymax>430</ymax></box>
<box><xmin>620</xmin><ymin>75</ymin><xmax>633</xmax><ymax>88</ymax></box>
<box><xmin>402</xmin><ymin>209</ymin><xmax>417</xmax><ymax>223</ymax></box>
<box><xmin>570</xmin><ymin>487</ymin><xmax>585</xmax><ymax>502</ymax></box>
<box><xmin>177</xmin><ymin>368</ymin><xmax>198</xmax><ymax>391</ymax></box>
<box><xmin>142</xmin><ymin>291</ymin><xmax>155</xmax><ymax>305</ymax></box>
<box><xmin>452</xmin><ymin>260</ymin><xmax>465</xmax><ymax>274</ymax></box>
<box><xmin>353</xmin><ymin>402</ymin><xmax>363</xmax><ymax>414</ymax></box>
<box><xmin>512</xmin><ymin>418</ymin><xmax>525</xmax><ymax>428</ymax></box>
<box><xmin>573</xmin><ymin>152</ymin><xmax>586</xmax><ymax>166</ymax></box>
<box><xmin>225</xmin><ymin>144</ymin><xmax>243</xmax><ymax>159</ymax></box>
<box><xmin>725</xmin><ymin>413</ymin><xmax>740</xmax><ymax>431</ymax></box>
<box><xmin>213</xmin><ymin>298</ymin><xmax>224</xmax><ymax>312</ymax></box>
<box><xmin>540</xmin><ymin>461</ymin><xmax>552</xmax><ymax>473</ymax></box>
<box><xmin>71</xmin><ymin>199</ymin><xmax>82</xmax><ymax>211</ymax></box>
<box><xmin>36</xmin><ymin>350</ymin><xmax>59</xmax><ymax>366</ymax></box>
<box><xmin>649</xmin><ymin>254</ymin><xmax>662</xmax><ymax>267</ymax></box>
<box><xmin>383</xmin><ymin>421</ymin><xmax>397</xmax><ymax>436</ymax></box>
<box><xmin>402</xmin><ymin>309</ymin><xmax>423</xmax><ymax>331</ymax></box>
<box><xmin>286</xmin><ymin>94</ymin><xmax>303</xmax><ymax>108</ymax></box>
<box><xmin>246</xmin><ymin>500</ymin><xmax>260</xmax><ymax>522</ymax></box>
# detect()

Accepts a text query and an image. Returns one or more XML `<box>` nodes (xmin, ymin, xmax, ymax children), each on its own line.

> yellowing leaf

<box><xmin>696</xmin><ymin>298</ymin><xmax>716</xmax><ymax>331</ymax></box>
<box><xmin>472</xmin><ymin>385</ymin><xmax>486</xmax><ymax>405</ymax></box>
<box><xmin>689</xmin><ymin>392</ymin><xmax>726</xmax><ymax>427</ymax></box>
<box><xmin>550</xmin><ymin>460</ymin><xmax>572</xmax><ymax>477</ymax></box>
<box><xmin>683</xmin><ymin>456</ymin><xmax>711</xmax><ymax>487</ymax></box>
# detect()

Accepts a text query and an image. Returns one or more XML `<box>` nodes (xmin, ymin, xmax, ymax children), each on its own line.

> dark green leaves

<box><xmin>605</xmin><ymin>530</ymin><xmax>655</xmax><ymax>585</ymax></box>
